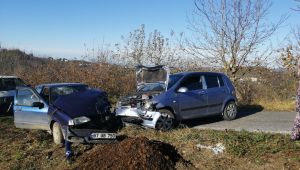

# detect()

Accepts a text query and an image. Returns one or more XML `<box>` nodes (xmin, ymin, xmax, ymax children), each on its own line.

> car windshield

<box><xmin>138</xmin><ymin>83</ymin><xmax>165</xmax><ymax>92</ymax></box>
<box><xmin>168</xmin><ymin>74</ymin><xmax>183</xmax><ymax>89</ymax></box>
<box><xmin>50</xmin><ymin>85</ymin><xmax>88</xmax><ymax>103</ymax></box>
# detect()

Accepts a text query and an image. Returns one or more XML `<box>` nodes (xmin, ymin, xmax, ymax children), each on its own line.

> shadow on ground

<box><xmin>0</xmin><ymin>112</ymin><xmax>13</xmax><ymax>117</ymax></box>
<box><xmin>181</xmin><ymin>104</ymin><xmax>264</xmax><ymax>128</ymax></box>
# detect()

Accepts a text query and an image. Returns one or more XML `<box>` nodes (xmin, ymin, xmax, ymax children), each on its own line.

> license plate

<box><xmin>90</xmin><ymin>133</ymin><xmax>116</xmax><ymax>139</ymax></box>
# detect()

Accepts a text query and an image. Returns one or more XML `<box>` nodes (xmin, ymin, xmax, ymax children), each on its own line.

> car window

<box><xmin>2</xmin><ymin>78</ymin><xmax>16</xmax><ymax>91</ymax></box>
<box><xmin>180</xmin><ymin>75</ymin><xmax>203</xmax><ymax>91</ymax></box>
<box><xmin>15</xmin><ymin>78</ymin><xmax>26</xmax><ymax>86</ymax></box>
<box><xmin>168</xmin><ymin>74</ymin><xmax>183</xmax><ymax>89</ymax></box>
<box><xmin>0</xmin><ymin>79</ymin><xmax>4</xmax><ymax>91</ymax></box>
<box><xmin>205</xmin><ymin>75</ymin><xmax>220</xmax><ymax>88</ymax></box>
<box><xmin>35</xmin><ymin>86</ymin><xmax>43</xmax><ymax>94</ymax></box>
<box><xmin>41</xmin><ymin>87</ymin><xmax>50</xmax><ymax>104</ymax></box>
<box><xmin>16</xmin><ymin>88</ymin><xmax>40</xmax><ymax>106</ymax></box>
<box><xmin>218</xmin><ymin>76</ymin><xmax>224</xmax><ymax>87</ymax></box>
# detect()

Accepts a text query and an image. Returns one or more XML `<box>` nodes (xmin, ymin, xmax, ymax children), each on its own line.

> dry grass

<box><xmin>257</xmin><ymin>100</ymin><xmax>295</xmax><ymax>112</ymax></box>
<box><xmin>1</xmin><ymin>116</ymin><xmax>300</xmax><ymax>169</ymax></box>
<box><xmin>238</xmin><ymin>100</ymin><xmax>295</xmax><ymax>112</ymax></box>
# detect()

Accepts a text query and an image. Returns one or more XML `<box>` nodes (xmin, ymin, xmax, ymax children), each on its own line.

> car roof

<box><xmin>172</xmin><ymin>71</ymin><xmax>225</xmax><ymax>76</ymax></box>
<box><xmin>0</xmin><ymin>76</ymin><xmax>19</xmax><ymax>78</ymax></box>
<box><xmin>36</xmin><ymin>83</ymin><xmax>87</xmax><ymax>88</ymax></box>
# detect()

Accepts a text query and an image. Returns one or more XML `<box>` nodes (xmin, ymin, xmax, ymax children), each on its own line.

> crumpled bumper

<box><xmin>66</xmin><ymin>127</ymin><xmax>117</xmax><ymax>144</ymax></box>
<box><xmin>115</xmin><ymin>107</ymin><xmax>161</xmax><ymax>129</ymax></box>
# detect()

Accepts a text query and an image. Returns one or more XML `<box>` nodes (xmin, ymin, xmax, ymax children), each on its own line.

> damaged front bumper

<box><xmin>115</xmin><ymin>107</ymin><xmax>161</xmax><ymax>129</ymax></box>
<box><xmin>66</xmin><ymin>127</ymin><xmax>117</xmax><ymax>144</ymax></box>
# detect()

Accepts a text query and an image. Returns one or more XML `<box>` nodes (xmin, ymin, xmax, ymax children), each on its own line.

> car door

<box><xmin>14</xmin><ymin>86</ymin><xmax>49</xmax><ymax>130</ymax></box>
<box><xmin>176</xmin><ymin>74</ymin><xmax>208</xmax><ymax>119</ymax></box>
<box><xmin>205</xmin><ymin>75</ymin><xmax>227</xmax><ymax>114</ymax></box>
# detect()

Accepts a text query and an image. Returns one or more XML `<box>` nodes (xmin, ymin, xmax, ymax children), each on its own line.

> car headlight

<box><xmin>68</xmin><ymin>116</ymin><xmax>91</xmax><ymax>126</ymax></box>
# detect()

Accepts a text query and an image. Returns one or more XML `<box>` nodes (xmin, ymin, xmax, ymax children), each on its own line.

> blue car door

<box><xmin>14</xmin><ymin>86</ymin><xmax>49</xmax><ymax>130</ymax></box>
<box><xmin>176</xmin><ymin>74</ymin><xmax>208</xmax><ymax>119</ymax></box>
<box><xmin>205</xmin><ymin>75</ymin><xmax>227</xmax><ymax>114</ymax></box>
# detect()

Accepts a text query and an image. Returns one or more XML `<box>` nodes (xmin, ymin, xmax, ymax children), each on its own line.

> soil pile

<box><xmin>75</xmin><ymin>137</ymin><xmax>185</xmax><ymax>170</ymax></box>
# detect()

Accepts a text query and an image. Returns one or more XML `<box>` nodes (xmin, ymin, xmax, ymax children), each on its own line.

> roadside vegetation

<box><xmin>1</xmin><ymin>116</ymin><xmax>300</xmax><ymax>169</ymax></box>
<box><xmin>0</xmin><ymin>48</ymin><xmax>297</xmax><ymax>112</ymax></box>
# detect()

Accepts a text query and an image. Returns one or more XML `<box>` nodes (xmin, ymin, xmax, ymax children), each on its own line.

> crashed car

<box><xmin>14</xmin><ymin>83</ymin><xmax>119</xmax><ymax>144</ymax></box>
<box><xmin>0</xmin><ymin>76</ymin><xmax>27</xmax><ymax>114</ymax></box>
<box><xmin>116</xmin><ymin>65</ymin><xmax>237</xmax><ymax>131</ymax></box>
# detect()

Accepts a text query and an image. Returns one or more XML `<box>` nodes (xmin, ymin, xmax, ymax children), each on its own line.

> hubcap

<box><xmin>156</xmin><ymin>113</ymin><xmax>173</xmax><ymax>131</ymax></box>
<box><xmin>226</xmin><ymin>103</ymin><xmax>237</xmax><ymax>118</ymax></box>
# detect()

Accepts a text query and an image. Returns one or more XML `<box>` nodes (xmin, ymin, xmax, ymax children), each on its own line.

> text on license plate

<box><xmin>90</xmin><ymin>133</ymin><xmax>116</xmax><ymax>139</ymax></box>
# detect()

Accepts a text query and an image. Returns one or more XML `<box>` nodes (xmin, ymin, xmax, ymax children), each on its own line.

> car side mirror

<box><xmin>177</xmin><ymin>87</ymin><xmax>188</xmax><ymax>93</ymax></box>
<box><xmin>32</xmin><ymin>102</ymin><xmax>44</xmax><ymax>109</ymax></box>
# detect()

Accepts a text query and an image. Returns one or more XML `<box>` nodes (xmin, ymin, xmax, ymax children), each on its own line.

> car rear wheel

<box><xmin>52</xmin><ymin>122</ymin><xmax>64</xmax><ymax>145</ymax></box>
<box><xmin>223</xmin><ymin>101</ymin><xmax>237</xmax><ymax>120</ymax></box>
<box><xmin>155</xmin><ymin>109</ymin><xmax>175</xmax><ymax>131</ymax></box>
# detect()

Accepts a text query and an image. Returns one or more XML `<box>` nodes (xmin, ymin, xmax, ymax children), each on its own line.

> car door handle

<box><xmin>198</xmin><ymin>91</ymin><xmax>207</xmax><ymax>95</ymax></box>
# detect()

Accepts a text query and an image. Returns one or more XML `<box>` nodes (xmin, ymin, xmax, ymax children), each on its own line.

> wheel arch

<box><xmin>155</xmin><ymin>104</ymin><xmax>177</xmax><ymax>119</ymax></box>
<box><xmin>222</xmin><ymin>98</ymin><xmax>237</xmax><ymax>115</ymax></box>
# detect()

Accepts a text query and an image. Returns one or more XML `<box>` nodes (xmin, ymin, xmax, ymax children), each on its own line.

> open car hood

<box><xmin>52</xmin><ymin>89</ymin><xmax>110</xmax><ymax>119</ymax></box>
<box><xmin>136</xmin><ymin>65</ymin><xmax>170</xmax><ymax>92</ymax></box>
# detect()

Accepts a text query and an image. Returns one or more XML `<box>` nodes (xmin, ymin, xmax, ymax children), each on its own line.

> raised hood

<box><xmin>136</xmin><ymin>65</ymin><xmax>170</xmax><ymax>92</ymax></box>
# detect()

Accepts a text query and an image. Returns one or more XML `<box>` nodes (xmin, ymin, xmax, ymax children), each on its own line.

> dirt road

<box><xmin>186</xmin><ymin>111</ymin><xmax>296</xmax><ymax>134</ymax></box>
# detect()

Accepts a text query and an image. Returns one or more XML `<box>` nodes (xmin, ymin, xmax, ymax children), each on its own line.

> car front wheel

<box><xmin>52</xmin><ymin>122</ymin><xmax>64</xmax><ymax>145</ymax></box>
<box><xmin>223</xmin><ymin>101</ymin><xmax>237</xmax><ymax>120</ymax></box>
<box><xmin>155</xmin><ymin>109</ymin><xmax>176</xmax><ymax>131</ymax></box>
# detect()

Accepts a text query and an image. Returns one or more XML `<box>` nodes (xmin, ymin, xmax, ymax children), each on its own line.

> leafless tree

<box><xmin>293</xmin><ymin>0</ymin><xmax>300</xmax><ymax>11</ymax></box>
<box><xmin>119</xmin><ymin>24</ymin><xmax>146</xmax><ymax>66</ymax></box>
<box><xmin>117</xmin><ymin>25</ymin><xmax>184</xmax><ymax>67</ymax></box>
<box><xmin>186</xmin><ymin>0</ymin><xmax>285</xmax><ymax>82</ymax></box>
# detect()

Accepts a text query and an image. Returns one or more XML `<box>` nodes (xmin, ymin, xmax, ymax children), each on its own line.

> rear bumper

<box><xmin>66</xmin><ymin>127</ymin><xmax>117</xmax><ymax>144</ymax></box>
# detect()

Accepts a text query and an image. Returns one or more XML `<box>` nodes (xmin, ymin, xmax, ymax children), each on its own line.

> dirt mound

<box><xmin>75</xmin><ymin>137</ymin><xmax>186</xmax><ymax>170</ymax></box>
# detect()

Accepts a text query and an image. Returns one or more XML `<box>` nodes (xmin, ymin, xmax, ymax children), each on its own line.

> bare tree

<box><xmin>186</xmin><ymin>0</ymin><xmax>285</xmax><ymax>82</ymax></box>
<box><xmin>118</xmin><ymin>25</ymin><xmax>184</xmax><ymax>67</ymax></box>
<box><xmin>293</xmin><ymin>0</ymin><xmax>300</xmax><ymax>11</ymax></box>
<box><xmin>119</xmin><ymin>24</ymin><xmax>146</xmax><ymax>66</ymax></box>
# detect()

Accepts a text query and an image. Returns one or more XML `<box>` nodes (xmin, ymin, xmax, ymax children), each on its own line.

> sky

<box><xmin>0</xmin><ymin>0</ymin><xmax>299</xmax><ymax>59</ymax></box>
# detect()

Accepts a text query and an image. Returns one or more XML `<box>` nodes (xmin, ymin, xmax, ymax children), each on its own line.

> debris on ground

<box><xmin>74</xmin><ymin>137</ymin><xmax>189</xmax><ymax>170</ymax></box>
<box><xmin>196</xmin><ymin>143</ymin><xmax>225</xmax><ymax>155</ymax></box>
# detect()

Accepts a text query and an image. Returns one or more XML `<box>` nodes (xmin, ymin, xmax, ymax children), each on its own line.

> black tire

<box><xmin>52</xmin><ymin>122</ymin><xmax>64</xmax><ymax>145</ymax></box>
<box><xmin>223</xmin><ymin>101</ymin><xmax>237</xmax><ymax>120</ymax></box>
<box><xmin>155</xmin><ymin>109</ymin><xmax>176</xmax><ymax>131</ymax></box>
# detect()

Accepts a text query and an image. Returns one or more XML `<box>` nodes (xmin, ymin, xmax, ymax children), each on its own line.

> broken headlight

<box><xmin>68</xmin><ymin>116</ymin><xmax>91</xmax><ymax>126</ymax></box>
<box><xmin>144</xmin><ymin>100</ymin><xmax>157</xmax><ymax>111</ymax></box>
<box><xmin>144</xmin><ymin>100</ymin><xmax>152</xmax><ymax>110</ymax></box>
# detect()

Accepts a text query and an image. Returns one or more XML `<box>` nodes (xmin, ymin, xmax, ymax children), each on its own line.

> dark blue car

<box><xmin>116</xmin><ymin>65</ymin><xmax>238</xmax><ymax>131</ymax></box>
<box><xmin>14</xmin><ymin>83</ymin><xmax>118</xmax><ymax>144</ymax></box>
